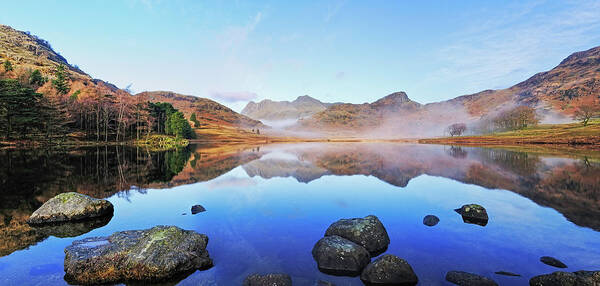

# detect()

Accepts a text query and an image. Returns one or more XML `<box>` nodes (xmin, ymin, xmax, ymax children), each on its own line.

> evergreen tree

<box><xmin>3</xmin><ymin>60</ymin><xmax>13</xmax><ymax>72</ymax></box>
<box><xmin>52</xmin><ymin>64</ymin><xmax>70</xmax><ymax>95</ymax></box>
<box><xmin>29</xmin><ymin>69</ymin><xmax>45</xmax><ymax>86</ymax></box>
<box><xmin>190</xmin><ymin>112</ymin><xmax>200</xmax><ymax>128</ymax></box>
<box><xmin>0</xmin><ymin>79</ymin><xmax>43</xmax><ymax>139</ymax></box>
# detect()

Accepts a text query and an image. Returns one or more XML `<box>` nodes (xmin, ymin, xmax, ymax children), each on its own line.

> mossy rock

<box><xmin>312</xmin><ymin>235</ymin><xmax>370</xmax><ymax>276</ymax></box>
<box><xmin>27</xmin><ymin>192</ymin><xmax>113</xmax><ymax>224</ymax></box>
<box><xmin>64</xmin><ymin>225</ymin><xmax>212</xmax><ymax>285</ymax></box>
<box><xmin>530</xmin><ymin>271</ymin><xmax>600</xmax><ymax>286</ymax></box>
<box><xmin>324</xmin><ymin>215</ymin><xmax>390</xmax><ymax>254</ymax></box>
<box><xmin>454</xmin><ymin>204</ymin><xmax>489</xmax><ymax>226</ymax></box>
<box><xmin>360</xmin><ymin>254</ymin><xmax>418</xmax><ymax>285</ymax></box>
<box><xmin>243</xmin><ymin>273</ymin><xmax>292</xmax><ymax>286</ymax></box>
<box><xmin>446</xmin><ymin>271</ymin><xmax>498</xmax><ymax>286</ymax></box>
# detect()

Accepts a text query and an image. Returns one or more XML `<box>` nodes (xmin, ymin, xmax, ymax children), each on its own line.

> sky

<box><xmin>2</xmin><ymin>0</ymin><xmax>600</xmax><ymax>111</ymax></box>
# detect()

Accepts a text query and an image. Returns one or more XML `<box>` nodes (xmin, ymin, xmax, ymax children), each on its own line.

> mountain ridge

<box><xmin>241</xmin><ymin>95</ymin><xmax>332</xmax><ymax>121</ymax></box>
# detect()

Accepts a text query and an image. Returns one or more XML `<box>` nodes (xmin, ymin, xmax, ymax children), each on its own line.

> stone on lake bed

<box><xmin>529</xmin><ymin>270</ymin><xmax>600</xmax><ymax>286</ymax></box>
<box><xmin>494</xmin><ymin>271</ymin><xmax>521</xmax><ymax>277</ymax></box>
<box><xmin>64</xmin><ymin>225</ymin><xmax>212</xmax><ymax>285</ymax></box>
<box><xmin>27</xmin><ymin>192</ymin><xmax>113</xmax><ymax>224</ymax></box>
<box><xmin>312</xmin><ymin>235</ymin><xmax>371</xmax><ymax>276</ymax></box>
<box><xmin>445</xmin><ymin>271</ymin><xmax>498</xmax><ymax>286</ymax></box>
<box><xmin>191</xmin><ymin>204</ymin><xmax>206</xmax><ymax>214</ymax></box>
<box><xmin>243</xmin><ymin>273</ymin><xmax>292</xmax><ymax>286</ymax></box>
<box><xmin>454</xmin><ymin>204</ymin><xmax>488</xmax><ymax>226</ymax></box>
<box><xmin>325</xmin><ymin>215</ymin><xmax>390</xmax><ymax>254</ymax></box>
<box><xmin>360</xmin><ymin>254</ymin><xmax>418</xmax><ymax>286</ymax></box>
<box><xmin>423</xmin><ymin>215</ymin><xmax>440</xmax><ymax>226</ymax></box>
<box><xmin>540</xmin><ymin>256</ymin><xmax>568</xmax><ymax>268</ymax></box>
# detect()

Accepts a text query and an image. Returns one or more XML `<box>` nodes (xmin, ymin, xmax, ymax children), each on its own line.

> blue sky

<box><xmin>2</xmin><ymin>0</ymin><xmax>600</xmax><ymax>111</ymax></box>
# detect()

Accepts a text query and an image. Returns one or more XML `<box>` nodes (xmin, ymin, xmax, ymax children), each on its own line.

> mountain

<box><xmin>242</xmin><ymin>95</ymin><xmax>331</xmax><ymax>121</ymax></box>
<box><xmin>137</xmin><ymin>91</ymin><xmax>263</xmax><ymax>128</ymax></box>
<box><xmin>294</xmin><ymin>47</ymin><xmax>600</xmax><ymax>137</ymax></box>
<box><xmin>297</xmin><ymin>91</ymin><xmax>422</xmax><ymax>131</ymax></box>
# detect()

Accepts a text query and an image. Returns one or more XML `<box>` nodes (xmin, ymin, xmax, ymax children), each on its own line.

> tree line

<box><xmin>0</xmin><ymin>61</ymin><xmax>195</xmax><ymax>142</ymax></box>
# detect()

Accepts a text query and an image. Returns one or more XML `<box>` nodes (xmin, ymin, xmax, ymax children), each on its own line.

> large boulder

<box><xmin>454</xmin><ymin>204</ymin><xmax>488</xmax><ymax>226</ymax></box>
<box><xmin>312</xmin><ymin>235</ymin><xmax>371</xmax><ymax>276</ymax></box>
<box><xmin>445</xmin><ymin>271</ymin><xmax>498</xmax><ymax>286</ymax></box>
<box><xmin>27</xmin><ymin>192</ymin><xmax>113</xmax><ymax>224</ymax></box>
<box><xmin>360</xmin><ymin>254</ymin><xmax>418</xmax><ymax>285</ymax></box>
<box><xmin>243</xmin><ymin>273</ymin><xmax>292</xmax><ymax>286</ymax></box>
<box><xmin>530</xmin><ymin>271</ymin><xmax>600</xmax><ymax>286</ymax></box>
<box><xmin>540</xmin><ymin>256</ymin><xmax>568</xmax><ymax>268</ymax></box>
<box><xmin>64</xmin><ymin>225</ymin><xmax>212</xmax><ymax>284</ymax></box>
<box><xmin>325</xmin><ymin>215</ymin><xmax>390</xmax><ymax>254</ymax></box>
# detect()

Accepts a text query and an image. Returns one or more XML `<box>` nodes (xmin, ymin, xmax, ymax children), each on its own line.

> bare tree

<box><xmin>573</xmin><ymin>105</ymin><xmax>599</xmax><ymax>126</ymax></box>
<box><xmin>447</xmin><ymin>123</ymin><xmax>467</xmax><ymax>136</ymax></box>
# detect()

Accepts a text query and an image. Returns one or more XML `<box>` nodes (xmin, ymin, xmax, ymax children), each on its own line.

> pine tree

<box><xmin>0</xmin><ymin>79</ymin><xmax>43</xmax><ymax>139</ymax></box>
<box><xmin>3</xmin><ymin>60</ymin><xmax>13</xmax><ymax>72</ymax></box>
<box><xmin>190</xmin><ymin>112</ymin><xmax>200</xmax><ymax>128</ymax></box>
<box><xmin>29</xmin><ymin>69</ymin><xmax>45</xmax><ymax>86</ymax></box>
<box><xmin>52</xmin><ymin>64</ymin><xmax>70</xmax><ymax>95</ymax></box>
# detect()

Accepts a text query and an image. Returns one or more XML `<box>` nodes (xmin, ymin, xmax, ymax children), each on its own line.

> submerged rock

<box><xmin>423</xmin><ymin>215</ymin><xmax>440</xmax><ymax>227</ymax></box>
<box><xmin>191</xmin><ymin>205</ymin><xmax>206</xmax><ymax>214</ymax></box>
<box><xmin>540</xmin><ymin>256</ymin><xmax>568</xmax><ymax>268</ymax></box>
<box><xmin>64</xmin><ymin>225</ymin><xmax>212</xmax><ymax>285</ymax></box>
<box><xmin>325</xmin><ymin>215</ymin><xmax>390</xmax><ymax>254</ymax></box>
<box><xmin>312</xmin><ymin>235</ymin><xmax>371</xmax><ymax>276</ymax></box>
<box><xmin>314</xmin><ymin>280</ymin><xmax>336</xmax><ymax>286</ymax></box>
<box><xmin>243</xmin><ymin>273</ymin><xmax>292</xmax><ymax>286</ymax></box>
<box><xmin>360</xmin><ymin>254</ymin><xmax>418</xmax><ymax>286</ymax></box>
<box><xmin>494</xmin><ymin>271</ymin><xmax>521</xmax><ymax>277</ymax></box>
<box><xmin>445</xmin><ymin>271</ymin><xmax>498</xmax><ymax>286</ymax></box>
<box><xmin>530</xmin><ymin>270</ymin><xmax>600</xmax><ymax>286</ymax></box>
<box><xmin>454</xmin><ymin>204</ymin><xmax>488</xmax><ymax>226</ymax></box>
<box><xmin>27</xmin><ymin>192</ymin><xmax>113</xmax><ymax>224</ymax></box>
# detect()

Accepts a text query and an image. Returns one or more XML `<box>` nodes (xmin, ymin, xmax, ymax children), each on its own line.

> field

<box><xmin>419</xmin><ymin>120</ymin><xmax>600</xmax><ymax>149</ymax></box>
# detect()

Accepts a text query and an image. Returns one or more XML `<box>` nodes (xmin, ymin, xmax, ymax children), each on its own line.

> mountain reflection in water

<box><xmin>0</xmin><ymin>142</ymin><xmax>598</xmax><ymax>284</ymax></box>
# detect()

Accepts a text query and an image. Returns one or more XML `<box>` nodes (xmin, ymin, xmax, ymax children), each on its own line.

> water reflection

<box><xmin>0</xmin><ymin>142</ymin><xmax>598</xmax><ymax>269</ymax></box>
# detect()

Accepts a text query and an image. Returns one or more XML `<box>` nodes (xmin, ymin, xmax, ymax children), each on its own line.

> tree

<box><xmin>573</xmin><ymin>105</ymin><xmax>599</xmax><ymax>126</ymax></box>
<box><xmin>447</xmin><ymin>123</ymin><xmax>467</xmax><ymax>136</ymax></box>
<box><xmin>29</xmin><ymin>69</ymin><xmax>45</xmax><ymax>86</ymax></box>
<box><xmin>492</xmin><ymin>106</ymin><xmax>539</xmax><ymax>130</ymax></box>
<box><xmin>0</xmin><ymin>79</ymin><xmax>43</xmax><ymax>139</ymax></box>
<box><xmin>52</xmin><ymin>64</ymin><xmax>70</xmax><ymax>95</ymax></box>
<box><xmin>3</xmin><ymin>60</ymin><xmax>13</xmax><ymax>72</ymax></box>
<box><xmin>190</xmin><ymin>112</ymin><xmax>200</xmax><ymax>128</ymax></box>
<box><xmin>166</xmin><ymin>111</ymin><xmax>194</xmax><ymax>139</ymax></box>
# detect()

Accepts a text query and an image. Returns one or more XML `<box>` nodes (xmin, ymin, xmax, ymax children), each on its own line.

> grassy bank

<box><xmin>134</xmin><ymin>135</ymin><xmax>189</xmax><ymax>151</ymax></box>
<box><xmin>419</xmin><ymin>120</ymin><xmax>600</xmax><ymax>149</ymax></box>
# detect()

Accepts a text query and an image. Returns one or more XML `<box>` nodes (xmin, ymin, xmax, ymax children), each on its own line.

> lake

<box><xmin>0</xmin><ymin>143</ymin><xmax>599</xmax><ymax>285</ymax></box>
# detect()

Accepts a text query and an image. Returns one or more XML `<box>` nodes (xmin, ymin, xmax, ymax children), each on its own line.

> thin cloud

<box><xmin>335</xmin><ymin>71</ymin><xmax>345</xmax><ymax>80</ymax></box>
<box><xmin>209</xmin><ymin>91</ymin><xmax>258</xmax><ymax>102</ymax></box>
<box><xmin>324</xmin><ymin>0</ymin><xmax>346</xmax><ymax>22</ymax></box>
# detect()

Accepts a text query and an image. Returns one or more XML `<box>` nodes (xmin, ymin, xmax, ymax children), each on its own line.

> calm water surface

<box><xmin>0</xmin><ymin>143</ymin><xmax>599</xmax><ymax>285</ymax></box>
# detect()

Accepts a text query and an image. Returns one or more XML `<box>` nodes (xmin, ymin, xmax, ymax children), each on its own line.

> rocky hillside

<box><xmin>138</xmin><ymin>91</ymin><xmax>263</xmax><ymax>128</ymax></box>
<box><xmin>294</xmin><ymin>46</ymin><xmax>600</xmax><ymax>137</ymax></box>
<box><xmin>242</xmin><ymin>95</ymin><xmax>331</xmax><ymax>121</ymax></box>
<box><xmin>0</xmin><ymin>24</ymin><xmax>262</xmax><ymax>133</ymax></box>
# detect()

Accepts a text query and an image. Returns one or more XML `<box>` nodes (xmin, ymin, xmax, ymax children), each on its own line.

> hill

<box><xmin>138</xmin><ymin>91</ymin><xmax>263</xmax><ymax>128</ymax></box>
<box><xmin>291</xmin><ymin>46</ymin><xmax>600</xmax><ymax>138</ymax></box>
<box><xmin>242</xmin><ymin>95</ymin><xmax>331</xmax><ymax>121</ymax></box>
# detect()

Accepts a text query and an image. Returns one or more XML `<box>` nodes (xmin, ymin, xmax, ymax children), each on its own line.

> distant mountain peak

<box><xmin>242</xmin><ymin>95</ymin><xmax>330</xmax><ymax>121</ymax></box>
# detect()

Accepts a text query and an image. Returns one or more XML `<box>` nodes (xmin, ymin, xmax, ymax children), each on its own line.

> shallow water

<box><xmin>0</xmin><ymin>143</ymin><xmax>599</xmax><ymax>285</ymax></box>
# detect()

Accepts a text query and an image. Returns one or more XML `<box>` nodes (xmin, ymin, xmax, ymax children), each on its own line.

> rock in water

<box><xmin>312</xmin><ymin>235</ymin><xmax>371</xmax><ymax>276</ymax></box>
<box><xmin>27</xmin><ymin>192</ymin><xmax>113</xmax><ymax>224</ymax></box>
<box><xmin>191</xmin><ymin>204</ymin><xmax>206</xmax><ymax>214</ymax></box>
<box><xmin>64</xmin><ymin>225</ymin><xmax>212</xmax><ymax>284</ymax></box>
<box><xmin>445</xmin><ymin>271</ymin><xmax>498</xmax><ymax>286</ymax></box>
<box><xmin>360</xmin><ymin>254</ymin><xmax>418</xmax><ymax>285</ymax></box>
<box><xmin>540</xmin><ymin>256</ymin><xmax>568</xmax><ymax>268</ymax></box>
<box><xmin>530</xmin><ymin>271</ymin><xmax>600</xmax><ymax>286</ymax></box>
<box><xmin>324</xmin><ymin>215</ymin><xmax>390</xmax><ymax>254</ymax></box>
<box><xmin>454</xmin><ymin>204</ymin><xmax>488</xmax><ymax>226</ymax></box>
<box><xmin>243</xmin><ymin>273</ymin><xmax>292</xmax><ymax>286</ymax></box>
<box><xmin>494</xmin><ymin>271</ymin><xmax>521</xmax><ymax>277</ymax></box>
<box><xmin>423</xmin><ymin>215</ymin><xmax>440</xmax><ymax>227</ymax></box>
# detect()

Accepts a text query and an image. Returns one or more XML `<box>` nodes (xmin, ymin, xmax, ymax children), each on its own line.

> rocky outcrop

<box><xmin>64</xmin><ymin>225</ymin><xmax>212</xmax><ymax>284</ymax></box>
<box><xmin>454</xmin><ymin>204</ymin><xmax>489</xmax><ymax>226</ymax></box>
<box><xmin>445</xmin><ymin>271</ymin><xmax>498</xmax><ymax>286</ymax></box>
<box><xmin>312</xmin><ymin>235</ymin><xmax>371</xmax><ymax>276</ymax></box>
<box><xmin>360</xmin><ymin>254</ymin><xmax>418</xmax><ymax>285</ymax></box>
<box><xmin>423</xmin><ymin>215</ymin><xmax>440</xmax><ymax>227</ymax></box>
<box><xmin>540</xmin><ymin>256</ymin><xmax>568</xmax><ymax>268</ymax></box>
<box><xmin>26</xmin><ymin>192</ymin><xmax>113</xmax><ymax>224</ymax></box>
<box><xmin>243</xmin><ymin>273</ymin><xmax>292</xmax><ymax>286</ymax></box>
<box><xmin>325</xmin><ymin>215</ymin><xmax>390</xmax><ymax>254</ymax></box>
<box><xmin>530</xmin><ymin>270</ymin><xmax>600</xmax><ymax>286</ymax></box>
